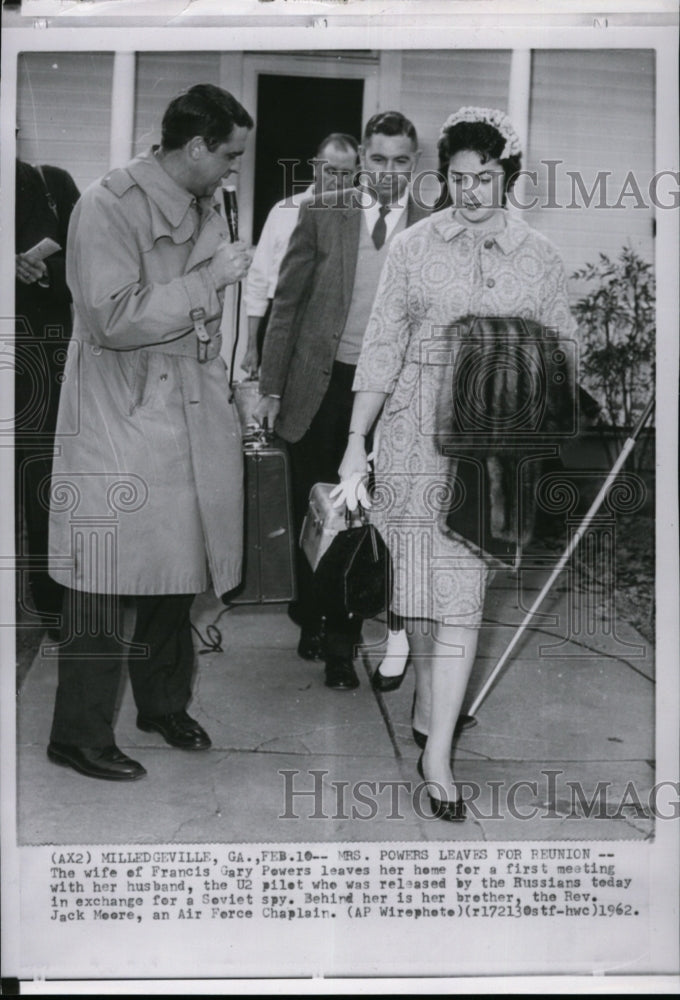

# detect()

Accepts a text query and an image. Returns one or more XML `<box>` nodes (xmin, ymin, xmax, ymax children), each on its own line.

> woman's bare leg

<box><xmin>420</xmin><ymin>623</ymin><xmax>480</xmax><ymax>801</ymax></box>
<box><xmin>376</xmin><ymin>628</ymin><xmax>410</xmax><ymax>678</ymax></box>
<box><xmin>405</xmin><ymin>621</ymin><xmax>434</xmax><ymax>734</ymax></box>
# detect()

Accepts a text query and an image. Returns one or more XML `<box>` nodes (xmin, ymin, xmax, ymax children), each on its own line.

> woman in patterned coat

<box><xmin>338</xmin><ymin>108</ymin><xmax>578</xmax><ymax>821</ymax></box>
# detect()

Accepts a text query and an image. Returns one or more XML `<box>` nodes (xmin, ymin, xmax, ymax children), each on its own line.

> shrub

<box><xmin>572</xmin><ymin>245</ymin><xmax>655</xmax><ymax>434</ymax></box>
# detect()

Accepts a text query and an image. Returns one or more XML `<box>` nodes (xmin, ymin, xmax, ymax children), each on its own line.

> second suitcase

<box><xmin>229</xmin><ymin>429</ymin><xmax>297</xmax><ymax>604</ymax></box>
<box><xmin>300</xmin><ymin>482</ymin><xmax>351</xmax><ymax>572</ymax></box>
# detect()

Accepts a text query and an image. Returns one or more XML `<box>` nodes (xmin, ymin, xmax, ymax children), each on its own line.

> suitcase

<box><xmin>228</xmin><ymin>428</ymin><xmax>297</xmax><ymax>604</ymax></box>
<box><xmin>300</xmin><ymin>482</ymin><xmax>352</xmax><ymax>572</ymax></box>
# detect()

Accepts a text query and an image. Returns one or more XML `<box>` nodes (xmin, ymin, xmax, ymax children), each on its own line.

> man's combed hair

<box><xmin>438</xmin><ymin>120</ymin><xmax>522</xmax><ymax>197</ymax></box>
<box><xmin>316</xmin><ymin>133</ymin><xmax>359</xmax><ymax>158</ymax></box>
<box><xmin>363</xmin><ymin>111</ymin><xmax>418</xmax><ymax>148</ymax></box>
<box><xmin>161</xmin><ymin>84</ymin><xmax>254</xmax><ymax>152</ymax></box>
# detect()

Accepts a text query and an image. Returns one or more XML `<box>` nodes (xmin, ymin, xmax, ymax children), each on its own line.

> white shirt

<box><xmin>245</xmin><ymin>185</ymin><xmax>315</xmax><ymax>317</ymax></box>
<box><xmin>359</xmin><ymin>187</ymin><xmax>409</xmax><ymax>241</ymax></box>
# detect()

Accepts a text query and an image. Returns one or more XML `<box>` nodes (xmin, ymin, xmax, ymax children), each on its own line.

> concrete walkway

<box><xmin>16</xmin><ymin>560</ymin><xmax>655</xmax><ymax>845</ymax></box>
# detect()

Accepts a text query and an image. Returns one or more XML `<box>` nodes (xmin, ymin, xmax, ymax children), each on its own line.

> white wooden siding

<box><xmin>16</xmin><ymin>52</ymin><xmax>114</xmax><ymax>194</ymax></box>
<box><xmin>399</xmin><ymin>50</ymin><xmax>513</xmax><ymax>173</ymax></box>
<box><xmin>133</xmin><ymin>52</ymin><xmax>221</xmax><ymax>153</ymax></box>
<box><xmin>526</xmin><ymin>49</ymin><xmax>656</xmax><ymax>286</ymax></box>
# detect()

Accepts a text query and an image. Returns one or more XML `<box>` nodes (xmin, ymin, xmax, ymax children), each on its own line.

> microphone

<box><xmin>222</xmin><ymin>185</ymin><xmax>239</xmax><ymax>243</ymax></box>
<box><xmin>221</xmin><ymin>184</ymin><xmax>243</xmax><ymax>393</ymax></box>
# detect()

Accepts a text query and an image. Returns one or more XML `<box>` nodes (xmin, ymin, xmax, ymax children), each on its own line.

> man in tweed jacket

<box><xmin>256</xmin><ymin>111</ymin><xmax>428</xmax><ymax>690</ymax></box>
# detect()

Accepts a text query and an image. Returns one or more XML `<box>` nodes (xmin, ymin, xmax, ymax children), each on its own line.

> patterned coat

<box><xmin>354</xmin><ymin>209</ymin><xmax>578</xmax><ymax>625</ymax></box>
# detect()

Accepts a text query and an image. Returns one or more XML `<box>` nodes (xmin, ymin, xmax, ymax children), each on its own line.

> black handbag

<box><xmin>313</xmin><ymin>511</ymin><xmax>392</xmax><ymax>620</ymax></box>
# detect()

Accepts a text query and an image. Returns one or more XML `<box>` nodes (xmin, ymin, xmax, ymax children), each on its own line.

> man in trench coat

<box><xmin>47</xmin><ymin>85</ymin><xmax>254</xmax><ymax>781</ymax></box>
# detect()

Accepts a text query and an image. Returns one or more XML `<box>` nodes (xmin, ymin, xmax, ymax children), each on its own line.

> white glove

<box><xmin>330</xmin><ymin>452</ymin><xmax>374</xmax><ymax>513</ymax></box>
<box><xmin>330</xmin><ymin>474</ymin><xmax>371</xmax><ymax>513</ymax></box>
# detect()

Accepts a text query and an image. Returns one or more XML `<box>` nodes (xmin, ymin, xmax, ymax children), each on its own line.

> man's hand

<box><xmin>16</xmin><ymin>253</ymin><xmax>48</xmax><ymax>286</ymax></box>
<box><xmin>240</xmin><ymin>317</ymin><xmax>261</xmax><ymax>379</ymax></box>
<box><xmin>252</xmin><ymin>394</ymin><xmax>281</xmax><ymax>431</ymax></box>
<box><xmin>240</xmin><ymin>344</ymin><xmax>259</xmax><ymax>379</ymax></box>
<box><xmin>207</xmin><ymin>240</ymin><xmax>253</xmax><ymax>290</ymax></box>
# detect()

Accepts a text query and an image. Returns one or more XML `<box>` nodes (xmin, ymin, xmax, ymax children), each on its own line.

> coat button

<box><xmin>486</xmin><ymin>278</ymin><xmax>495</xmax><ymax>288</ymax></box>
<box><xmin>91</xmin><ymin>345</ymin><xmax>102</xmax><ymax>355</ymax></box>
<box><xmin>484</xmin><ymin>239</ymin><xmax>494</xmax><ymax>249</ymax></box>
<box><xmin>160</xmin><ymin>373</ymin><xmax>168</xmax><ymax>381</ymax></box>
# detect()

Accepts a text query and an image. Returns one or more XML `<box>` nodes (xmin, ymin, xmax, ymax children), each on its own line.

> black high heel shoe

<box><xmin>372</xmin><ymin>631</ymin><xmax>411</xmax><ymax>693</ymax></box>
<box><xmin>411</xmin><ymin>693</ymin><xmax>428</xmax><ymax>748</ymax></box>
<box><xmin>417</xmin><ymin>753</ymin><xmax>466</xmax><ymax>822</ymax></box>
<box><xmin>411</xmin><ymin>697</ymin><xmax>478</xmax><ymax>748</ymax></box>
<box><xmin>412</xmin><ymin>727</ymin><xmax>428</xmax><ymax>749</ymax></box>
<box><xmin>372</xmin><ymin>659</ymin><xmax>410</xmax><ymax>693</ymax></box>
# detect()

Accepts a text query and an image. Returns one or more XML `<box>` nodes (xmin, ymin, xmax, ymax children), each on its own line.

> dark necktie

<box><xmin>372</xmin><ymin>204</ymin><xmax>391</xmax><ymax>250</ymax></box>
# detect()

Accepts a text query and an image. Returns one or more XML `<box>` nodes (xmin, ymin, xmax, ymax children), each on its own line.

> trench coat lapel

<box><xmin>127</xmin><ymin>152</ymin><xmax>229</xmax><ymax>273</ymax></box>
<box><xmin>184</xmin><ymin>205</ymin><xmax>230</xmax><ymax>272</ymax></box>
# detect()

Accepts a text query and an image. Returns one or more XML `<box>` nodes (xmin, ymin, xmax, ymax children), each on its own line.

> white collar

<box><xmin>357</xmin><ymin>186</ymin><xmax>410</xmax><ymax>214</ymax></box>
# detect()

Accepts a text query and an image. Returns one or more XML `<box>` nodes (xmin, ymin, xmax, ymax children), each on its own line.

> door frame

<box><xmin>239</xmin><ymin>53</ymin><xmax>380</xmax><ymax>243</ymax></box>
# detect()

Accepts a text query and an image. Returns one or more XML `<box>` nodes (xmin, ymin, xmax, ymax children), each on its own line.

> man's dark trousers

<box><xmin>288</xmin><ymin>361</ymin><xmax>363</xmax><ymax>659</ymax></box>
<box><xmin>50</xmin><ymin>588</ymin><xmax>195</xmax><ymax>747</ymax></box>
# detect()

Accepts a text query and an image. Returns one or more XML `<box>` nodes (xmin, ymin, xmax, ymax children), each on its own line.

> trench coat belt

<box><xmin>78</xmin><ymin>329</ymin><xmax>223</xmax><ymax>363</ymax></box>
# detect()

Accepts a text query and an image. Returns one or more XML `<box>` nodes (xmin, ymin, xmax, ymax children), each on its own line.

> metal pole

<box><xmin>465</xmin><ymin>394</ymin><xmax>655</xmax><ymax>720</ymax></box>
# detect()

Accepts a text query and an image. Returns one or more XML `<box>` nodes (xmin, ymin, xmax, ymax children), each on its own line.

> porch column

<box><xmin>109</xmin><ymin>51</ymin><xmax>136</xmax><ymax>168</ymax></box>
<box><xmin>507</xmin><ymin>49</ymin><xmax>532</xmax><ymax>214</ymax></box>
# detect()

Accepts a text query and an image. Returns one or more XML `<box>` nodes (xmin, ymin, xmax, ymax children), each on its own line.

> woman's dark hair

<box><xmin>436</xmin><ymin>120</ymin><xmax>522</xmax><ymax>208</ymax></box>
<box><xmin>161</xmin><ymin>84</ymin><xmax>254</xmax><ymax>152</ymax></box>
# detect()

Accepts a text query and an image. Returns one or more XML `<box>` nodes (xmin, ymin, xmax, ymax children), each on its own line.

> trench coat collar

<box><xmin>432</xmin><ymin>208</ymin><xmax>530</xmax><ymax>255</ymax></box>
<box><xmin>126</xmin><ymin>148</ymin><xmax>198</xmax><ymax>230</ymax></box>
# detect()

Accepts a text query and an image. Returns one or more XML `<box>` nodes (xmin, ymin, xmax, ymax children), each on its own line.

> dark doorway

<box><xmin>253</xmin><ymin>73</ymin><xmax>364</xmax><ymax>242</ymax></box>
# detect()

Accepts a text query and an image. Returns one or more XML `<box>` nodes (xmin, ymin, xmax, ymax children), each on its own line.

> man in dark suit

<box><xmin>255</xmin><ymin>111</ymin><xmax>427</xmax><ymax>690</ymax></box>
<box><xmin>15</xmin><ymin>158</ymin><xmax>80</xmax><ymax>635</ymax></box>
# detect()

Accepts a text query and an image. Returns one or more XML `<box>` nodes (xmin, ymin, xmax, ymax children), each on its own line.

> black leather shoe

<box><xmin>298</xmin><ymin>629</ymin><xmax>324</xmax><ymax>661</ymax></box>
<box><xmin>324</xmin><ymin>656</ymin><xmax>359</xmax><ymax>690</ymax></box>
<box><xmin>417</xmin><ymin>754</ymin><xmax>466</xmax><ymax>822</ymax></box>
<box><xmin>287</xmin><ymin>600</ymin><xmax>304</xmax><ymax>627</ymax></box>
<box><xmin>47</xmin><ymin>742</ymin><xmax>146</xmax><ymax>781</ymax></box>
<box><xmin>137</xmin><ymin>710</ymin><xmax>211</xmax><ymax>750</ymax></box>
